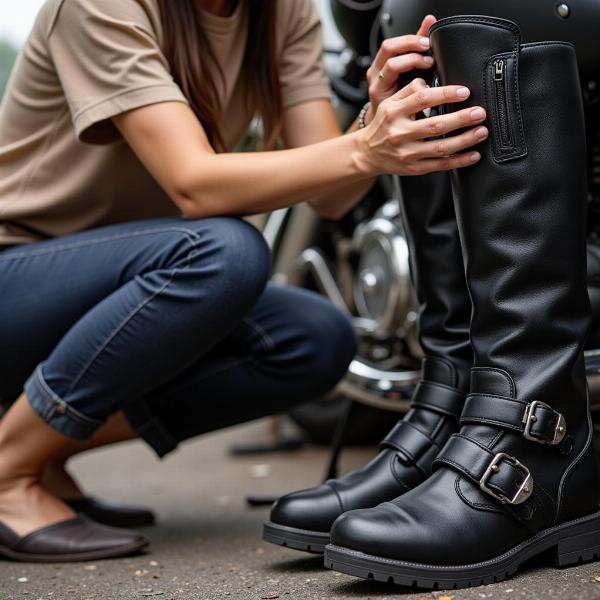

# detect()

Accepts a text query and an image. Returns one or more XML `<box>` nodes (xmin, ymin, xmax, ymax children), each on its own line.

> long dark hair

<box><xmin>157</xmin><ymin>0</ymin><xmax>282</xmax><ymax>151</ymax></box>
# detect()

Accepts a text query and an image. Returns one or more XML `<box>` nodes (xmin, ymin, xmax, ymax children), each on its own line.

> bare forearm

<box><xmin>177</xmin><ymin>132</ymin><xmax>371</xmax><ymax>219</ymax></box>
<box><xmin>309</xmin><ymin>109</ymin><xmax>377</xmax><ymax>220</ymax></box>
<box><xmin>308</xmin><ymin>173</ymin><xmax>376</xmax><ymax>220</ymax></box>
<box><xmin>116</xmin><ymin>83</ymin><xmax>486</xmax><ymax>222</ymax></box>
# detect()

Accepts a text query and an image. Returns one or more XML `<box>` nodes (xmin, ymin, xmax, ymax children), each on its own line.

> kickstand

<box><xmin>323</xmin><ymin>397</ymin><xmax>355</xmax><ymax>481</ymax></box>
<box><xmin>246</xmin><ymin>399</ymin><xmax>356</xmax><ymax>507</ymax></box>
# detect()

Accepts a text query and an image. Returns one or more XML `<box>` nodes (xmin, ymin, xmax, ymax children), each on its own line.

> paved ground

<box><xmin>2</xmin><ymin>420</ymin><xmax>600</xmax><ymax>600</ymax></box>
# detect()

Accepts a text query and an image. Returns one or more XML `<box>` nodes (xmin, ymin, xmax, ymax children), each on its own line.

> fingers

<box><xmin>412</xmin><ymin>152</ymin><xmax>482</xmax><ymax>175</ymax></box>
<box><xmin>393</xmin><ymin>77</ymin><xmax>428</xmax><ymax>101</ymax></box>
<box><xmin>371</xmin><ymin>55</ymin><xmax>434</xmax><ymax>102</ymax></box>
<box><xmin>399</xmin><ymin>85</ymin><xmax>471</xmax><ymax>116</ymax></box>
<box><xmin>413</xmin><ymin>125</ymin><xmax>488</xmax><ymax>160</ymax></box>
<box><xmin>411</xmin><ymin>106</ymin><xmax>487</xmax><ymax>138</ymax></box>
<box><xmin>385</xmin><ymin>53</ymin><xmax>435</xmax><ymax>79</ymax></box>
<box><xmin>416</xmin><ymin>14</ymin><xmax>437</xmax><ymax>37</ymax></box>
<box><xmin>371</xmin><ymin>35</ymin><xmax>432</xmax><ymax>73</ymax></box>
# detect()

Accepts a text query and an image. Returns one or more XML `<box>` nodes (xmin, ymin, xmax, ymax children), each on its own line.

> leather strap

<box><xmin>410</xmin><ymin>381</ymin><xmax>465</xmax><ymax>418</ymax></box>
<box><xmin>434</xmin><ymin>434</ymin><xmax>533</xmax><ymax>505</ymax></box>
<box><xmin>461</xmin><ymin>394</ymin><xmax>566</xmax><ymax>445</ymax></box>
<box><xmin>380</xmin><ymin>421</ymin><xmax>437</xmax><ymax>465</ymax></box>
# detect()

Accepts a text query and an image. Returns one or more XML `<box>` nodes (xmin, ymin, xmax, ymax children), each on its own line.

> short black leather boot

<box><xmin>263</xmin><ymin>166</ymin><xmax>472</xmax><ymax>553</ymax></box>
<box><xmin>326</xmin><ymin>16</ymin><xmax>600</xmax><ymax>589</ymax></box>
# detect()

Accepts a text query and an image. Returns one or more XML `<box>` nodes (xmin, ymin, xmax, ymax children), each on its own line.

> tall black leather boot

<box><xmin>263</xmin><ymin>166</ymin><xmax>472</xmax><ymax>554</ymax></box>
<box><xmin>326</xmin><ymin>16</ymin><xmax>600</xmax><ymax>589</ymax></box>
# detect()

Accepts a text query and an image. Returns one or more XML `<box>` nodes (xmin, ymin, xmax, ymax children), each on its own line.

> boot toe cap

<box><xmin>330</xmin><ymin>505</ymin><xmax>403</xmax><ymax>557</ymax></box>
<box><xmin>330</xmin><ymin>474</ymin><xmax>525</xmax><ymax>565</ymax></box>
<box><xmin>270</xmin><ymin>484</ymin><xmax>343</xmax><ymax>533</ymax></box>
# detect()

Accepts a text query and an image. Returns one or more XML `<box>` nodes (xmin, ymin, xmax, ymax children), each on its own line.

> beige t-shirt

<box><xmin>0</xmin><ymin>0</ymin><xmax>331</xmax><ymax>245</ymax></box>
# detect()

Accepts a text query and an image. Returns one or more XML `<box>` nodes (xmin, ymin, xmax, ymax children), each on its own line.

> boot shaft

<box><xmin>430</xmin><ymin>17</ymin><xmax>590</xmax><ymax>416</ymax></box>
<box><xmin>430</xmin><ymin>16</ymin><xmax>598</xmax><ymax>522</ymax></box>
<box><xmin>399</xmin><ymin>171</ymin><xmax>472</xmax><ymax>392</ymax></box>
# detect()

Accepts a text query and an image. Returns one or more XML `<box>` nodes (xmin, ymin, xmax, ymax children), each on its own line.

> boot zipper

<box><xmin>431</xmin><ymin>72</ymin><xmax>445</xmax><ymax>117</ymax></box>
<box><xmin>493</xmin><ymin>58</ymin><xmax>512</xmax><ymax>147</ymax></box>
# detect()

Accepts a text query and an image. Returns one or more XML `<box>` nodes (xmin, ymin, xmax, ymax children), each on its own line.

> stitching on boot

<box><xmin>430</xmin><ymin>16</ymin><xmax>521</xmax><ymax>42</ymax></box>
<box><xmin>455</xmin><ymin>476</ymin><xmax>505</xmax><ymax>513</ymax></box>
<box><xmin>471</xmin><ymin>366</ymin><xmax>516</xmax><ymax>398</ymax></box>
<box><xmin>555</xmin><ymin>390</ymin><xmax>595</xmax><ymax>523</ymax></box>
<box><xmin>484</xmin><ymin>52</ymin><xmax>528</xmax><ymax>163</ymax></box>
<box><xmin>424</xmin><ymin>356</ymin><xmax>457</xmax><ymax>388</ymax></box>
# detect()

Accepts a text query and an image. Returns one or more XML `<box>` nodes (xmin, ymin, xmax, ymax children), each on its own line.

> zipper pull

<box><xmin>432</xmin><ymin>72</ymin><xmax>440</xmax><ymax>88</ymax></box>
<box><xmin>494</xmin><ymin>59</ymin><xmax>505</xmax><ymax>81</ymax></box>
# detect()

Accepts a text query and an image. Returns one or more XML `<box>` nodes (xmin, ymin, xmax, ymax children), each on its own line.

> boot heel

<box><xmin>553</xmin><ymin>526</ymin><xmax>600</xmax><ymax>567</ymax></box>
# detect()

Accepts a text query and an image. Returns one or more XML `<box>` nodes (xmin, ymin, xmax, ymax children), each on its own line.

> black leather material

<box><xmin>330</xmin><ymin>16</ymin><xmax>600</xmax><ymax>568</ymax></box>
<box><xmin>0</xmin><ymin>515</ymin><xmax>148</xmax><ymax>560</ymax></box>
<box><xmin>587</xmin><ymin>243</ymin><xmax>600</xmax><ymax>348</ymax></box>
<box><xmin>381</xmin><ymin>0</ymin><xmax>600</xmax><ymax>78</ymax></box>
<box><xmin>434</xmin><ymin>435</ymin><xmax>532</xmax><ymax>505</ymax></box>
<box><xmin>268</xmin><ymin>168</ymin><xmax>473</xmax><ymax>538</ymax></box>
<box><xmin>460</xmin><ymin>394</ymin><xmax>565</xmax><ymax>443</ymax></box>
<box><xmin>400</xmin><ymin>169</ymin><xmax>473</xmax><ymax>392</ymax></box>
<box><xmin>409</xmin><ymin>380</ymin><xmax>465</xmax><ymax>418</ymax></box>
<box><xmin>380</xmin><ymin>420</ymin><xmax>438</xmax><ymax>464</ymax></box>
<box><xmin>65</xmin><ymin>496</ymin><xmax>155</xmax><ymax>528</ymax></box>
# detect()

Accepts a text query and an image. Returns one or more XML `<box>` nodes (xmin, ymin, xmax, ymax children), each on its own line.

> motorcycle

<box><xmin>266</xmin><ymin>0</ymin><xmax>600</xmax><ymax>445</ymax></box>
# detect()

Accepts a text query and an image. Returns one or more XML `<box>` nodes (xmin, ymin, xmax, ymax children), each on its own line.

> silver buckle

<box><xmin>522</xmin><ymin>401</ymin><xmax>566</xmax><ymax>445</ymax></box>
<box><xmin>479</xmin><ymin>452</ymin><xmax>533</xmax><ymax>505</ymax></box>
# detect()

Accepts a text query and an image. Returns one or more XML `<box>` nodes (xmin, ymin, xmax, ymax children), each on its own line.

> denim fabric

<box><xmin>0</xmin><ymin>217</ymin><xmax>356</xmax><ymax>456</ymax></box>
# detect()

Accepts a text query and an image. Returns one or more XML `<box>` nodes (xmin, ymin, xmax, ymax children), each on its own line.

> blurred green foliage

<box><xmin>0</xmin><ymin>39</ymin><xmax>18</xmax><ymax>98</ymax></box>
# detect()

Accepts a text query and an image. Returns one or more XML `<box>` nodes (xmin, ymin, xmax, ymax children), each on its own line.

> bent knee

<box><xmin>291</xmin><ymin>294</ymin><xmax>357</xmax><ymax>391</ymax></box>
<box><xmin>187</xmin><ymin>217</ymin><xmax>271</xmax><ymax>300</ymax></box>
<box><xmin>311</xmin><ymin>304</ymin><xmax>357</xmax><ymax>379</ymax></box>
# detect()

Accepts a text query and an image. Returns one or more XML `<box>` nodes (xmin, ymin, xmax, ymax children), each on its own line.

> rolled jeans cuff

<box><xmin>122</xmin><ymin>397</ymin><xmax>179</xmax><ymax>458</ymax></box>
<box><xmin>24</xmin><ymin>363</ymin><xmax>103</xmax><ymax>440</ymax></box>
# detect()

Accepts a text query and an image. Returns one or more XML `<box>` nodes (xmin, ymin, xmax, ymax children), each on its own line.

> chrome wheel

<box><xmin>267</xmin><ymin>177</ymin><xmax>421</xmax><ymax>414</ymax></box>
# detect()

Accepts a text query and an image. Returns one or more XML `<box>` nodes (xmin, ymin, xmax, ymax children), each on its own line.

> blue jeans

<box><xmin>0</xmin><ymin>217</ymin><xmax>356</xmax><ymax>457</ymax></box>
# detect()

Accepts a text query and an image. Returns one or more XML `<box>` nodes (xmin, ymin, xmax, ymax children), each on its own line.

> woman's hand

<box><xmin>356</xmin><ymin>78</ymin><xmax>488</xmax><ymax>176</ymax></box>
<box><xmin>366</xmin><ymin>15</ymin><xmax>438</xmax><ymax>124</ymax></box>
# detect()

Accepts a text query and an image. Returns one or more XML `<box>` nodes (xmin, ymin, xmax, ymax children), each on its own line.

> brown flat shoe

<box><xmin>0</xmin><ymin>515</ymin><xmax>149</xmax><ymax>562</ymax></box>
<box><xmin>64</xmin><ymin>497</ymin><xmax>155</xmax><ymax>528</ymax></box>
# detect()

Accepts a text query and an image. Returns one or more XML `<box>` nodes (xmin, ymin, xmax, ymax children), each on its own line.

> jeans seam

<box><xmin>32</xmin><ymin>366</ymin><xmax>103</xmax><ymax>427</ymax></box>
<box><xmin>241</xmin><ymin>317</ymin><xmax>276</xmax><ymax>352</ymax></box>
<box><xmin>65</xmin><ymin>234</ymin><xmax>202</xmax><ymax>396</ymax></box>
<box><xmin>65</xmin><ymin>269</ymin><xmax>178</xmax><ymax>396</ymax></box>
<box><xmin>0</xmin><ymin>226</ymin><xmax>201</xmax><ymax>262</ymax></box>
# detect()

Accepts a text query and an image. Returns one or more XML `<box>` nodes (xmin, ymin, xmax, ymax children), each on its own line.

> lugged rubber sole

<box><xmin>324</xmin><ymin>510</ymin><xmax>600</xmax><ymax>590</ymax></box>
<box><xmin>263</xmin><ymin>521</ymin><xmax>330</xmax><ymax>554</ymax></box>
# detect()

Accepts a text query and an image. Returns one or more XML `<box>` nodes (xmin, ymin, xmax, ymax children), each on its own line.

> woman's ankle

<box><xmin>0</xmin><ymin>448</ymin><xmax>44</xmax><ymax>486</ymax></box>
<box><xmin>0</xmin><ymin>471</ymin><xmax>37</xmax><ymax>495</ymax></box>
<box><xmin>41</xmin><ymin>461</ymin><xmax>85</xmax><ymax>500</ymax></box>
<box><xmin>0</xmin><ymin>475</ymin><xmax>76</xmax><ymax>536</ymax></box>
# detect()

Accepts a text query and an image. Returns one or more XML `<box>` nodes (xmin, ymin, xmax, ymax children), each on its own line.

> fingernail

<box><xmin>475</xmin><ymin>127</ymin><xmax>488</xmax><ymax>140</ymax></box>
<box><xmin>470</xmin><ymin>152</ymin><xmax>481</xmax><ymax>162</ymax></box>
<box><xmin>424</xmin><ymin>56</ymin><xmax>434</xmax><ymax>65</ymax></box>
<box><xmin>420</xmin><ymin>37</ymin><xmax>430</xmax><ymax>47</ymax></box>
<box><xmin>470</xmin><ymin>108</ymin><xmax>485</xmax><ymax>121</ymax></box>
<box><xmin>456</xmin><ymin>87</ymin><xmax>470</xmax><ymax>98</ymax></box>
